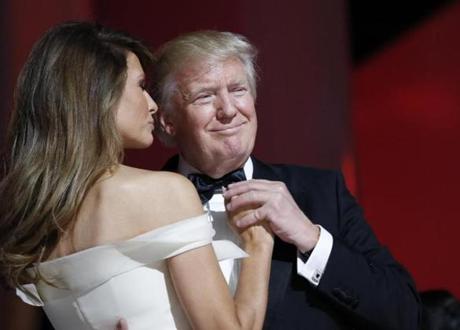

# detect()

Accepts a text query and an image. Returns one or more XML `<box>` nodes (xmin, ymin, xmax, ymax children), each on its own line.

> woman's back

<box><xmin>20</xmin><ymin>166</ymin><xmax>246</xmax><ymax>329</ymax></box>
<box><xmin>49</xmin><ymin>166</ymin><xmax>203</xmax><ymax>258</ymax></box>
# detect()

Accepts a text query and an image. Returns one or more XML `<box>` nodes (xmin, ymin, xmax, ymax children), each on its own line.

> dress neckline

<box><xmin>39</xmin><ymin>213</ymin><xmax>209</xmax><ymax>266</ymax></box>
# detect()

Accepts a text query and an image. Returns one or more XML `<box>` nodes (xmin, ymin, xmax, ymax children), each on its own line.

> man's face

<box><xmin>163</xmin><ymin>57</ymin><xmax>257</xmax><ymax>177</ymax></box>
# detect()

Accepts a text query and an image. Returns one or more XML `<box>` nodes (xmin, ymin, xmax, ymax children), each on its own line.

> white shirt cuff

<box><xmin>296</xmin><ymin>225</ymin><xmax>333</xmax><ymax>286</ymax></box>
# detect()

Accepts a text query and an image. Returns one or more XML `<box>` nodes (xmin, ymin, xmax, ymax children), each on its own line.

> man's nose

<box><xmin>215</xmin><ymin>91</ymin><xmax>237</xmax><ymax>121</ymax></box>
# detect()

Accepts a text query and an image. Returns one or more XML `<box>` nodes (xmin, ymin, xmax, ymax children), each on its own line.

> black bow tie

<box><xmin>187</xmin><ymin>168</ymin><xmax>246</xmax><ymax>204</ymax></box>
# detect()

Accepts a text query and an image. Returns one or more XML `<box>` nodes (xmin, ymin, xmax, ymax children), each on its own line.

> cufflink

<box><xmin>311</xmin><ymin>269</ymin><xmax>322</xmax><ymax>284</ymax></box>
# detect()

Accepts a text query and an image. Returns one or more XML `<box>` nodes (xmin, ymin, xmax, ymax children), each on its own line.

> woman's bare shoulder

<box><xmin>55</xmin><ymin>166</ymin><xmax>204</xmax><ymax>257</ymax></box>
<box><xmin>108</xmin><ymin>165</ymin><xmax>203</xmax><ymax>226</ymax></box>
<box><xmin>114</xmin><ymin>165</ymin><xmax>197</xmax><ymax>198</ymax></box>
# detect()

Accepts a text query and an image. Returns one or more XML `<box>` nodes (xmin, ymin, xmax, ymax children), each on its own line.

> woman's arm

<box><xmin>168</xmin><ymin>226</ymin><xmax>273</xmax><ymax>330</ymax></box>
<box><xmin>166</xmin><ymin>176</ymin><xmax>274</xmax><ymax>330</ymax></box>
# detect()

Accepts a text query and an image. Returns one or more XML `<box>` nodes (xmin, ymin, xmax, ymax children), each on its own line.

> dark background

<box><xmin>1</xmin><ymin>0</ymin><xmax>459</xmax><ymax>328</ymax></box>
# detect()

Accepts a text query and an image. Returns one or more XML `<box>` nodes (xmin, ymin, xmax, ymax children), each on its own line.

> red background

<box><xmin>1</xmin><ymin>0</ymin><xmax>459</xmax><ymax>328</ymax></box>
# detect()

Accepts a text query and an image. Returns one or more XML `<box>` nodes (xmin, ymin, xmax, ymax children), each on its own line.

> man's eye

<box><xmin>193</xmin><ymin>94</ymin><xmax>213</xmax><ymax>103</ymax></box>
<box><xmin>232</xmin><ymin>87</ymin><xmax>247</xmax><ymax>95</ymax></box>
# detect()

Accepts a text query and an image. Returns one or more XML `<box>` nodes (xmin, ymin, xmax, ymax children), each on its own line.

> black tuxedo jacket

<box><xmin>163</xmin><ymin>156</ymin><xmax>421</xmax><ymax>330</ymax></box>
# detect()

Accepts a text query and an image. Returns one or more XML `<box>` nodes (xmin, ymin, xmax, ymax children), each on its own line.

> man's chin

<box><xmin>221</xmin><ymin>152</ymin><xmax>250</xmax><ymax>169</ymax></box>
<box><xmin>199</xmin><ymin>151</ymin><xmax>249</xmax><ymax>177</ymax></box>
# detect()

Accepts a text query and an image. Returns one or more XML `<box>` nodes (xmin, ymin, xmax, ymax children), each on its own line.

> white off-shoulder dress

<box><xmin>17</xmin><ymin>214</ymin><xmax>247</xmax><ymax>330</ymax></box>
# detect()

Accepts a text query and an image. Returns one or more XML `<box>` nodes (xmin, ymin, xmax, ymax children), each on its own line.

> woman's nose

<box><xmin>145</xmin><ymin>91</ymin><xmax>158</xmax><ymax>114</ymax></box>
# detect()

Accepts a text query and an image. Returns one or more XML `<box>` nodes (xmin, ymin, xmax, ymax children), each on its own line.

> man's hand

<box><xmin>224</xmin><ymin>179</ymin><xmax>319</xmax><ymax>253</ymax></box>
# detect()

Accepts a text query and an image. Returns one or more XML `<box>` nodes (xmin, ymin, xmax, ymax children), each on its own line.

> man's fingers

<box><xmin>226</xmin><ymin>190</ymin><xmax>272</xmax><ymax>212</ymax></box>
<box><xmin>235</xmin><ymin>206</ymin><xmax>265</xmax><ymax>228</ymax></box>
<box><xmin>228</xmin><ymin>178</ymin><xmax>273</xmax><ymax>188</ymax></box>
<box><xmin>225</xmin><ymin>179</ymin><xmax>282</xmax><ymax>197</ymax></box>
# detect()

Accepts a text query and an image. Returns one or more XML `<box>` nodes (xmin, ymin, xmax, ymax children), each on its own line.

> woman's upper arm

<box><xmin>154</xmin><ymin>173</ymin><xmax>242</xmax><ymax>328</ymax></box>
<box><xmin>167</xmin><ymin>243</ymin><xmax>240</xmax><ymax>330</ymax></box>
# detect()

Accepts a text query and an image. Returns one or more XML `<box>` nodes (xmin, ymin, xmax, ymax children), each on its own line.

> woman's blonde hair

<box><xmin>0</xmin><ymin>21</ymin><xmax>153</xmax><ymax>288</ymax></box>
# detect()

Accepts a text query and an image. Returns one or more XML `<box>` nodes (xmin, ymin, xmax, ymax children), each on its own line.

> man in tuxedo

<box><xmin>151</xmin><ymin>30</ymin><xmax>421</xmax><ymax>329</ymax></box>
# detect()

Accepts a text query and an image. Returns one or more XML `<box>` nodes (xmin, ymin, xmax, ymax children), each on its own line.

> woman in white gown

<box><xmin>0</xmin><ymin>22</ymin><xmax>273</xmax><ymax>329</ymax></box>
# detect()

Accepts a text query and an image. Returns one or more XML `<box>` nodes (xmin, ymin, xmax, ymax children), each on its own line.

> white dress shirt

<box><xmin>178</xmin><ymin>156</ymin><xmax>333</xmax><ymax>287</ymax></box>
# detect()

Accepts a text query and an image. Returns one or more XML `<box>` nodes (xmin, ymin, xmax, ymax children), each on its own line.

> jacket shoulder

<box><xmin>253</xmin><ymin>157</ymin><xmax>340</xmax><ymax>188</ymax></box>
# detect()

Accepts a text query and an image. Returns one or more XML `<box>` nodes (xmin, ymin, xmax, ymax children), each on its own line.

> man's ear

<box><xmin>159</xmin><ymin>112</ymin><xmax>176</xmax><ymax>136</ymax></box>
